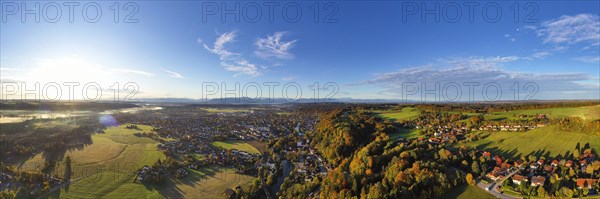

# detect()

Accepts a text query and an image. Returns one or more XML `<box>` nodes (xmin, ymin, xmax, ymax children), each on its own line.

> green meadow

<box><xmin>376</xmin><ymin>107</ymin><xmax>421</xmax><ymax>122</ymax></box>
<box><xmin>458</xmin><ymin>125</ymin><xmax>600</xmax><ymax>159</ymax></box>
<box><xmin>212</xmin><ymin>140</ymin><xmax>261</xmax><ymax>154</ymax></box>
<box><xmin>21</xmin><ymin>124</ymin><xmax>260</xmax><ymax>198</ymax></box>
<box><xmin>389</xmin><ymin>128</ymin><xmax>422</xmax><ymax>139</ymax></box>
<box><xmin>484</xmin><ymin>105</ymin><xmax>600</xmax><ymax>121</ymax></box>
<box><xmin>437</xmin><ymin>184</ymin><xmax>495</xmax><ymax>199</ymax></box>
<box><xmin>38</xmin><ymin>124</ymin><xmax>166</xmax><ymax>198</ymax></box>
<box><xmin>157</xmin><ymin>167</ymin><xmax>256</xmax><ymax>199</ymax></box>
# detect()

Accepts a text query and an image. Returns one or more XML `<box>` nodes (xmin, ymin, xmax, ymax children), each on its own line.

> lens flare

<box><xmin>99</xmin><ymin>115</ymin><xmax>119</xmax><ymax>126</ymax></box>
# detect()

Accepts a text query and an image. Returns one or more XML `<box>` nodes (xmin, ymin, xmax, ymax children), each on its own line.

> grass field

<box><xmin>38</xmin><ymin>124</ymin><xmax>167</xmax><ymax>198</ymax></box>
<box><xmin>212</xmin><ymin>140</ymin><xmax>261</xmax><ymax>154</ymax></box>
<box><xmin>46</xmin><ymin>171</ymin><xmax>162</xmax><ymax>199</ymax></box>
<box><xmin>458</xmin><ymin>126</ymin><xmax>600</xmax><ymax>159</ymax></box>
<box><xmin>377</xmin><ymin>107</ymin><xmax>421</xmax><ymax>122</ymax></box>
<box><xmin>438</xmin><ymin>185</ymin><xmax>495</xmax><ymax>199</ymax></box>
<box><xmin>484</xmin><ymin>105</ymin><xmax>600</xmax><ymax>121</ymax></box>
<box><xmin>389</xmin><ymin>128</ymin><xmax>422</xmax><ymax>139</ymax></box>
<box><xmin>158</xmin><ymin>167</ymin><xmax>256</xmax><ymax>199</ymax></box>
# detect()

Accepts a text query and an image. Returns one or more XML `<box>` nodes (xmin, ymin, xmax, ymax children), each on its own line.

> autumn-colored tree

<box><xmin>466</xmin><ymin>173</ymin><xmax>475</xmax><ymax>185</ymax></box>
<box><xmin>471</xmin><ymin>161</ymin><xmax>480</xmax><ymax>175</ymax></box>
<box><xmin>537</xmin><ymin>186</ymin><xmax>547</xmax><ymax>198</ymax></box>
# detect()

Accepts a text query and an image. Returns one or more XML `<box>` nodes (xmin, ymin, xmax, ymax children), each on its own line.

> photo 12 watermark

<box><xmin>200</xmin><ymin>81</ymin><xmax>339</xmax><ymax>103</ymax></box>
<box><xmin>0</xmin><ymin>82</ymin><xmax>140</xmax><ymax>102</ymax></box>
<box><xmin>400</xmin><ymin>81</ymin><xmax>539</xmax><ymax>102</ymax></box>
<box><xmin>400</xmin><ymin>1</ymin><xmax>539</xmax><ymax>23</ymax></box>
<box><xmin>1</xmin><ymin>1</ymin><xmax>139</xmax><ymax>23</ymax></box>
<box><xmin>200</xmin><ymin>1</ymin><xmax>340</xmax><ymax>23</ymax></box>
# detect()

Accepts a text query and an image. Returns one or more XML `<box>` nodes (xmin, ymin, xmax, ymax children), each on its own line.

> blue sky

<box><xmin>1</xmin><ymin>1</ymin><xmax>599</xmax><ymax>101</ymax></box>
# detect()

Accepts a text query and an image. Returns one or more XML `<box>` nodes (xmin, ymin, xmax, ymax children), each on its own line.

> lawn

<box><xmin>438</xmin><ymin>184</ymin><xmax>495</xmax><ymax>199</ymax></box>
<box><xmin>212</xmin><ymin>140</ymin><xmax>261</xmax><ymax>154</ymax></box>
<box><xmin>458</xmin><ymin>125</ymin><xmax>600</xmax><ymax>159</ymax></box>
<box><xmin>484</xmin><ymin>105</ymin><xmax>600</xmax><ymax>121</ymax></box>
<box><xmin>389</xmin><ymin>128</ymin><xmax>422</xmax><ymax>139</ymax></box>
<box><xmin>377</xmin><ymin>107</ymin><xmax>421</xmax><ymax>122</ymax></box>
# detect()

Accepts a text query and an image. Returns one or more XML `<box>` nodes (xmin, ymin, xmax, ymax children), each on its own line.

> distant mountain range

<box><xmin>136</xmin><ymin>97</ymin><xmax>411</xmax><ymax>104</ymax></box>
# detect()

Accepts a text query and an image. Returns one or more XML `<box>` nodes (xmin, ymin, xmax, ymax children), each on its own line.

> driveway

<box><xmin>476</xmin><ymin>169</ymin><xmax>520</xmax><ymax>199</ymax></box>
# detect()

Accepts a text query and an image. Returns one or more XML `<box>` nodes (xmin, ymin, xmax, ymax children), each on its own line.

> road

<box><xmin>476</xmin><ymin>169</ymin><xmax>519</xmax><ymax>199</ymax></box>
<box><xmin>260</xmin><ymin>176</ymin><xmax>273</xmax><ymax>199</ymax></box>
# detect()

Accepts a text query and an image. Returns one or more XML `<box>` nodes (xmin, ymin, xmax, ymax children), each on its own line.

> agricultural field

<box><xmin>376</xmin><ymin>107</ymin><xmax>421</xmax><ymax>122</ymax></box>
<box><xmin>458</xmin><ymin>125</ymin><xmax>600</xmax><ymax>159</ymax></box>
<box><xmin>484</xmin><ymin>105</ymin><xmax>600</xmax><ymax>121</ymax></box>
<box><xmin>437</xmin><ymin>184</ymin><xmax>495</xmax><ymax>199</ymax></box>
<box><xmin>36</xmin><ymin>124</ymin><xmax>166</xmax><ymax>198</ymax></box>
<box><xmin>158</xmin><ymin>167</ymin><xmax>256</xmax><ymax>199</ymax></box>
<box><xmin>45</xmin><ymin>171</ymin><xmax>162</xmax><ymax>199</ymax></box>
<box><xmin>212</xmin><ymin>140</ymin><xmax>261</xmax><ymax>154</ymax></box>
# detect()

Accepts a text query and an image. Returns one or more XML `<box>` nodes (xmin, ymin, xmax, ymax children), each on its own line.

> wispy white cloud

<box><xmin>574</xmin><ymin>56</ymin><xmax>600</xmax><ymax>63</ymax></box>
<box><xmin>523</xmin><ymin>51</ymin><xmax>552</xmax><ymax>60</ymax></box>
<box><xmin>113</xmin><ymin>69</ymin><xmax>154</xmax><ymax>77</ymax></box>
<box><xmin>204</xmin><ymin>31</ymin><xmax>237</xmax><ymax>60</ymax></box>
<box><xmin>436</xmin><ymin>56</ymin><xmax>519</xmax><ymax>68</ymax></box>
<box><xmin>255</xmin><ymin>32</ymin><xmax>297</xmax><ymax>60</ymax></box>
<box><xmin>203</xmin><ymin>31</ymin><xmax>264</xmax><ymax>77</ymax></box>
<box><xmin>161</xmin><ymin>68</ymin><xmax>185</xmax><ymax>79</ymax></box>
<box><xmin>356</xmin><ymin>56</ymin><xmax>598</xmax><ymax>100</ymax></box>
<box><xmin>222</xmin><ymin>60</ymin><xmax>260</xmax><ymax>77</ymax></box>
<box><xmin>535</xmin><ymin>14</ymin><xmax>600</xmax><ymax>48</ymax></box>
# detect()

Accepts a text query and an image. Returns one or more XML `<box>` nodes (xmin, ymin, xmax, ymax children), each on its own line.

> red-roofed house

<box><xmin>576</xmin><ymin>179</ymin><xmax>598</xmax><ymax>189</ymax></box>
<box><xmin>514</xmin><ymin>159</ymin><xmax>525</xmax><ymax>167</ymax></box>
<box><xmin>537</xmin><ymin>159</ymin><xmax>545</xmax><ymax>165</ymax></box>
<box><xmin>551</xmin><ymin>159</ymin><xmax>559</xmax><ymax>167</ymax></box>
<box><xmin>483</xmin><ymin>151</ymin><xmax>491</xmax><ymax>158</ymax></box>
<box><xmin>531</xmin><ymin>176</ymin><xmax>545</xmax><ymax>186</ymax></box>
<box><xmin>566</xmin><ymin>160</ymin><xmax>573</xmax><ymax>167</ymax></box>
<box><xmin>512</xmin><ymin>174</ymin><xmax>527</xmax><ymax>185</ymax></box>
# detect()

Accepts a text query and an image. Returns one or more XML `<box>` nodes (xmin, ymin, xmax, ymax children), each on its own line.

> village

<box><xmin>110</xmin><ymin>106</ymin><xmax>334</xmax><ymax>198</ymax></box>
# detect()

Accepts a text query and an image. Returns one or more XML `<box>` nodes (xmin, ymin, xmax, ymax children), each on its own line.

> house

<box><xmin>483</xmin><ymin>151</ymin><xmax>491</xmax><ymax>158</ymax></box>
<box><xmin>487</xmin><ymin>172</ymin><xmax>503</xmax><ymax>181</ymax></box>
<box><xmin>531</xmin><ymin>176</ymin><xmax>545</xmax><ymax>186</ymax></box>
<box><xmin>512</xmin><ymin>174</ymin><xmax>527</xmax><ymax>185</ymax></box>
<box><xmin>537</xmin><ymin>159</ymin><xmax>545</xmax><ymax>165</ymax></box>
<box><xmin>428</xmin><ymin>138</ymin><xmax>440</xmax><ymax>144</ymax></box>
<box><xmin>565</xmin><ymin>160</ymin><xmax>574</xmax><ymax>167</ymax></box>
<box><xmin>551</xmin><ymin>159</ymin><xmax>559</xmax><ymax>167</ymax></box>
<box><xmin>576</xmin><ymin>179</ymin><xmax>599</xmax><ymax>189</ymax></box>
<box><xmin>494</xmin><ymin>155</ymin><xmax>503</xmax><ymax>165</ymax></box>
<box><xmin>530</xmin><ymin>163</ymin><xmax>539</xmax><ymax>170</ymax></box>
<box><xmin>514</xmin><ymin>159</ymin><xmax>525</xmax><ymax>167</ymax></box>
